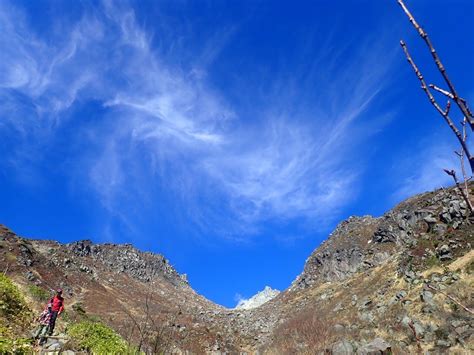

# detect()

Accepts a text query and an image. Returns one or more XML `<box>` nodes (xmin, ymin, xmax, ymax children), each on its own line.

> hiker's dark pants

<box><xmin>48</xmin><ymin>311</ymin><xmax>58</xmax><ymax>335</ymax></box>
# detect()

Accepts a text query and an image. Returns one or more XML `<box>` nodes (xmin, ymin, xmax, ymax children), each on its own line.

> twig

<box><xmin>443</xmin><ymin>169</ymin><xmax>474</xmax><ymax>214</ymax></box>
<box><xmin>426</xmin><ymin>284</ymin><xmax>474</xmax><ymax>315</ymax></box>
<box><xmin>408</xmin><ymin>321</ymin><xmax>422</xmax><ymax>352</ymax></box>
<box><xmin>429</xmin><ymin>84</ymin><xmax>454</xmax><ymax>99</ymax></box>
<box><xmin>445</xmin><ymin>100</ymin><xmax>452</xmax><ymax>116</ymax></box>
<box><xmin>397</xmin><ymin>0</ymin><xmax>474</xmax><ymax>129</ymax></box>
<box><xmin>455</xmin><ymin>117</ymin><xmax>472</xmax><ymax>208</ymax></box>
<box><xmin>400</xmin><ymin>40</ymin><xmax>474</xmax><ymax>173</ymax></box>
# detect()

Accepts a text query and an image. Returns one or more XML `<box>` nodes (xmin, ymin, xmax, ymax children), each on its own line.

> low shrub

<box><xmin>28</xmin><ymin>285</ymin><xmax>51</xmax><ymax>302</ymax></box>
<box><xmin>0</xmin><ymin>275</ymin><xmax>33</xmax><ymax>354</ymax></box>
<box><xmin>0</xmin><ymin>274</ymin><xmax>30</xmax><ymax>321</ymax></box>
<box><xmin>0</xmin><ymin>337</ymin><xmax>33</xmax><ymax>354</ymax></box>
<box><xmin>71</xmin><ymin>302</ymin><xmax>86</xmax><ymax>315</ymax></box>
<box><xmin>68</xmin><ymin>320</ymin><xmax>130</xmax><ymax>353</ymax></box>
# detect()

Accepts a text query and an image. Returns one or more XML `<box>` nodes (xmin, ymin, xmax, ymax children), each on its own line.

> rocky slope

<box><xmin>1</xmin><ymin>184</ymin><xmax>473</xmax><ymax>353</ymax></box>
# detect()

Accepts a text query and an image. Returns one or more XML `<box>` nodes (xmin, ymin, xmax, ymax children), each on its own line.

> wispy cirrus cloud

<box><xmin>0</xmin><ymin>0</ymin><xmax>396</xmax><ymax>239</ymax></box>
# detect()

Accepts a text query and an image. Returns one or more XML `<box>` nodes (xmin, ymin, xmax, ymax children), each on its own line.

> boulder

<box><xmin>420</xmin><ymin>290</ymin><xmax>434</xmax><ymax>306</ymax></box>
<box><xmin>356</xmin><ymin>338</ymin><xmax>391</xmax><ymax>354</ymax></box>
<box><xmin>331</xmin><ymin>339</ymin><xmax>354</xmax><ymax>354</ymax></box>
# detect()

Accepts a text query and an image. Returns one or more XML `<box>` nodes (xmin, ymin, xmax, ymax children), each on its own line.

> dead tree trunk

<box><xmin>397</xmin><ymin>0</ymin><xmax>474</xmax><ymax>176</ymax></box>
<box><xmin>397</xmin><ymin>0</ymin><xmax>474</xmax><ymax>130</ymax></box>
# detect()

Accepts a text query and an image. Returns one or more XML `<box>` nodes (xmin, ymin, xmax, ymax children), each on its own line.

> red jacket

<box><xmin>48</xmin><ymin>295</ymin><xmax>64</xmax><ymax>313</ymax></box>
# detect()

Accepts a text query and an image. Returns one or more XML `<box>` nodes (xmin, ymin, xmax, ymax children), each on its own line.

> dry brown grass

<box><xmin>269</xmin><ymin>307</ymin><xmax>336</xmax><ymax>354</ymax></box>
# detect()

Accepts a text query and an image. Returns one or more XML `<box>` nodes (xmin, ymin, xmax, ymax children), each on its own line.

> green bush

<box><xmin>425</xmin><ymin>255</ymin><xmax>440</xmax><ymax>268</ymax></box>
<box><xmin>28</xmin><ymin>285</ymin><xmax>50</xmax><ymax>302</ymax></box>
<box><xmin>0</xmin><ymin>337</ymin><xmax>33</xmax><ymax>354</ymax></box>
<box><xmin>0</xmin><ymin>274</ymin><xmax>30</xmax><ymax>320</ymax></box>
<box><xmin>68</xmin><ymin>320</ymin><xmax>130</xmax><ymax>354</ymax></box>
<box><xmin>72</xmin><ymin>302</ymin><xmax>86</xmax><ymax>315</ymax></box>
<box><xmin>0</xmin><ymin>275</ymin><xmax>33</xmax><ymax>354</ymax></box>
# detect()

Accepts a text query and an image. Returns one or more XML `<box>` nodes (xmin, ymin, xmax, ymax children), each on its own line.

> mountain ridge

<box><xmin>1</xmin><ymin>184</ymin><xmax>473</xmax><ymax>353</ymax></box>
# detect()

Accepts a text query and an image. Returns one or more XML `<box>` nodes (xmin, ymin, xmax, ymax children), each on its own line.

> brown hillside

<box><xmin>1</xmin><ymin>184</ymin><xmax>473</xmax><ymax>353</ymax></box>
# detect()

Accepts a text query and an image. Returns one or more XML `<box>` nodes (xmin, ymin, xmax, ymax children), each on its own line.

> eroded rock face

<box><xmin>292</xmin><ymin>187</ymin><xmax>472</xmax><ymax>291</ymax></box>
<box><xmin>65</xmin><ymin>240</ymin><xmax>188</xmax><ymax>286</ymax></box>
<box><xmin>291</xmin><ymin>216</ymin><xmax>386</xmax><ymax>289</ymax></box>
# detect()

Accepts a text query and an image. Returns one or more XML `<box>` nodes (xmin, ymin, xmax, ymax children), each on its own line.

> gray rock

<box><xmin>387</xmin><ymin>296</ymin><xmax>397</xmax><ymax>306</ymax></box>
<box><xmin>352</xmin><ymin>295</ymin><xmax>358</xmax><ymax>306</ymax></box>
<box><xmin>437</xmin><ymin>244</ymin><xmax>453</xmax><ymax>261</ymax></box>
<box><xmin>404</xmin><ymin>270</ymin><xmax>416</xmax><ymax>280</ymax></box>
<box><xmin>423</xmin><ymin>216</ymin><xmax>437</xmax><ymax>224</ymax></box>
<box><xmin>451</xmin><ymin>319</ymin><xmax>465</xmax><ymax>328</ymax></box>
<box><xmin>420</xmin><ymin>290</ymin><xmax>434</xmax><ymax>306</ymax></box>
<box><xmin>401</xmin><ymin>315</ymin><xmax>411</xmax><ymax>327</ymax></box>
<box><xmin>449</xmin><ymin>200</ymin><xmax>461</xmax><ymax>216</ymax></box>
<box><xmin>440</xmin><ymin>212</ymin><xmax>452</xmax><ymax>223</ymax></box>
<box><xmin>331</xmin><ymin>339</ymin><xmax>354</xmax><ymax>354</ymax></box>
<box><xmin>432</xmin><ymin>223</ymin><xmax>447</xmax><ymax>236</ymax></box>
<box><xmin>413</xmin><ymin>322</ymin><xmax>425</xmax><ymax>339</ymax></box>
<box><xmin>46</xmin><ymin>342</ymin><xmax>61</xmax><ymax>350</ymax></box>
<box><xmin>373</xmin><ymin>228</ymin><xmax>397</xmax><ymax>243</ymax></box>
<box><xmin>25</xmin><ymin>271</ymin><xmax>35</xmax><ymax>281</ymax></box>
<box><xmin>438</xmin><ymin>244</ymin><xmax>451</xmax><ymax>254</ymax></box>
<box><xmin>421</xmin><ymin>304</ymin><xmax>435</xmax><ymax>314</ymax></box>
<box><xmin>357</xmin><ymin>338</ymin><xmax>391</xmax><ymax>354</ymax></box>
<box><xmin>396</xmin><ymin>290</ymin><xmax>407</xmax><ymax>300</ymax></box>
<box><xmin>359</xmin><ymin>311</ymin><xmax>375</xmax><ymax>323</ymax></box>
<box><xmin>454</xmin><ymin>325</ymin><xmax>471</xmax><ymax>336</ymax></box>
<box><xmin>439</xmin><ymin>254</ymin><xmax>453</xmax><ymax>261</ymax></box>
<box><xmin>436</xmin><ymin>339</ymin><xmax>451</xmax><ymax>347</ymax></box>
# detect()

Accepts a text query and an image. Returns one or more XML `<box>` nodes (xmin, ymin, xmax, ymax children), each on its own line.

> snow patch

<box><xmin>235</xmin><ymin>286</ymin><xmax>280</xmax><ymax>310</ymax></box>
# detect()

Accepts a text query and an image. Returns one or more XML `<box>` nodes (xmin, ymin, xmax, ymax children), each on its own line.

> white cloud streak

<box><xmin>0</xmin><ymin>0</ymin><xmax>396</xmax><ymax>239</ymax></box>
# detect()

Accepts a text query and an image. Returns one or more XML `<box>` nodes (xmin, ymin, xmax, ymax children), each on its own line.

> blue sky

<box><xmin>1</xmin><ymin>0</ymin><xmax>473</xmax><ymax>307</ymax></box>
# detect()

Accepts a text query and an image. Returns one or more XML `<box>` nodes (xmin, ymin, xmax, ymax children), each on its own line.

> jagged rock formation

<box><xmin>235</xmin><ymin>286</ymin><xmax>280</xmax><ymax>310</ymax></box>
<box><xmin>1</xmin><ymin>184</ymin><xmax>473</xmax><ymax>353</ymax></box>
<box><xmin>66</xmin><ymin>240</ymin><xmax>188</xmax><ymax>286</ymax></box>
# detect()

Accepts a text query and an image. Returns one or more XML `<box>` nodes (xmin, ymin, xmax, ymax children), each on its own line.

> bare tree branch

<box><xmin>408</xmin><ymin>320</ymin><xmax>422</xmax><ymax>352</ymax></box>
<box><xmin>426</xmin><ymin>284</ymin><xmax>474</xmax><ymax>315</ymax></box>
<box><xmin>397</xmin><ymin>0</ymin><xmax>474</xmax><ymax>129</ymax></box>
<box><xmin>400</xmin><ymin>40</ymin><xmax>474</xmax><ymax>173</ymax></box>
<box><xmin>456</xmin><ymin>117</ymin><xmax>472</xmax><ymax>207</ymax></box>
<box><xmin>429</xmin><ymin>84</ymin><xmax>454</xmax><ymax>99</ymax></box>
<box><xmin>444</xmin><ymin>100</ymin><xmax>451</xmax><ymax>116</ymax></box>
<box><xmin>443</xmin><ymin>169</ymin><xmax>473</xmax><ymax>214</ymax></box>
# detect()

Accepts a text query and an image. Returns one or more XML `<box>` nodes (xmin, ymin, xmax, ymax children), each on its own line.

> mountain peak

<box><xmin>235</xmin><ymin>286</ymin><xmax>280</xmax><ymax>310</ymax></box>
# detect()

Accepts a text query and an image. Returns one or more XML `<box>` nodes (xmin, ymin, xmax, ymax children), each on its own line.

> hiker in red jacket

<box><xmin>47</xmin><ymin>289</ymin><xmax>64</xmax><ymax>335</ymax></box>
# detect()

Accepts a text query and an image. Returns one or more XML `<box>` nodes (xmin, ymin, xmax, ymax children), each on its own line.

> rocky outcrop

<box><xmin>64</xmin><ymin>240</ymin><xmax>188</xmax><ymax>286</ymax></box>
<box><xmin>291</xmin><ymin>215</ymin><xmax>389</xmax><ymax>289</ymax></box>
<box><xmin>292</xmin><ymin>187</ymin><xmax>472</xmax><ymax>290</ymax></box>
